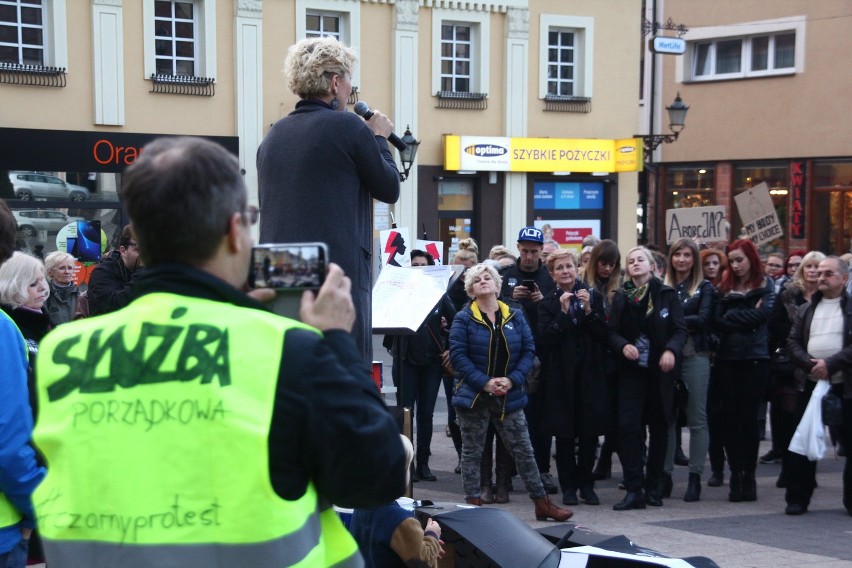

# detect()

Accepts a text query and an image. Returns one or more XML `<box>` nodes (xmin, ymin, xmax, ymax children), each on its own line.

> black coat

<box><xmin>257</xmin><ymin>99</ymin><xmax>400</xmax><ymax>359</ymax></box>
<box><xmin>538</xmin><ymin>282</ymin><xmax>610</xmax><ymax>438</ymax></box>
<box><xmin>607</xmin><ymin>278</ymin><xmax>688</xmax><ymax>425</ymax></box>
<box><xmin>713</xmin><ymin>277</ymin><xmax>775</xmax><ymax>361</ymax></box>
<box><xmin>87</xmin><ymin>250</ymin><xmax>139</xmax><ymax>316</ymax></box>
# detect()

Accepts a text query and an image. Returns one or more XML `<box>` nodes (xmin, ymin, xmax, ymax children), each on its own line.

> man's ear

<box><xmin>225</xmin><ymin>212</ymin><xmax>244</xmax><ymax>253</ymax></box>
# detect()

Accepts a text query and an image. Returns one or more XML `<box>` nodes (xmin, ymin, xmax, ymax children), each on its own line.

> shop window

<box><xmin>143</xmin><ymin>0</ymin><xmax>215</xmax><ymax>82</ymax></box>
<box><xmin>438</xmin><ymin>179</ymin><xmax>474</xmax><ymax>261</ymax></box>
<box><xmin>679</xmin><ymin>17</ymin><xmax>804</xmax><ymax>83</ymax></box>
<box><xmin>432</xmin><ymin>8</ymin><xmax>489</xmax><ymax>102</ymax></box>
<box><xmin>731</xmin><ymin>162</ymin><xmax>788</xmax><ymax>253</ymax></box>
<box><xmin>296</xmin><ymin>0</ymin><xmax>360</xmax><ymax>90</ymax></box>
<box><xmin>664</xmin><ymin>165</ymin><xmax>715</xmax><ymax>211</ymax></box>
<box><xmin>812</xmin><ymin>160</ymin><xmax>852</xmax><ymax>255</ymax></box>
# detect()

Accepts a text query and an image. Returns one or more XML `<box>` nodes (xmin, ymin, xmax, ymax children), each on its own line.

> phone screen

<box><xmin>73</xmin><ymin>220</ymin><xmax>102</xmax><ymax>262</ymax></box>
<box><xmin>249</xmin><ymin>243</ymin><xmax>328</xmax><ymax>291</ymax></box>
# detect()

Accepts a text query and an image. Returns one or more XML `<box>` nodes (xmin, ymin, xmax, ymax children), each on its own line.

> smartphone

<box><xmin>522</xmin><ymin>279</ymin><xmax>537</xmax><ymax>289</ymax></box>
<box><xmin>250</xmin><ymin>243</ymin><xmax>329</xmax><ymax>319</ymax></box>
<box><xmin>72</xmin><ymin>220</ymin><xmax>102</xmax><ymax>262</ymax></box>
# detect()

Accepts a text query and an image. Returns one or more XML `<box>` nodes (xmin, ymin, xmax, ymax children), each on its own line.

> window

<box><xmin>682</xmin><ymin>17</ymin><xmax>804</xmax><ymax>82</ymax></box>
<box><xmin>0</xmin><ymin>0</ymin><xmax>44</xmax><ymax>65</ymax></box>
<box><xmin>431</xmin><ymin>9</ymin><xmax>489</xmax><ymax>97</ymax></box>
<box><xmin>143</xmin><ymin>0</ymin><xmax>215</xmax><ymax>80</ymax></box>
<box><xmin>305</xmin><ymin>12</ymin><xmax>340</xmax><ymax>40</ymax></box>
<box><xmin>664</xmin><ymin>165</ymin><xmax>715</xmax><ymax>211</ymax></box>
<box><xmin>539</xmin><ymin>15</ymin><xmax>594</xmax><ymax>99</ymax></box>
<box><xmin>0</xmin><ymin>0</ymin><xmax>65</xmax><ymax>69</ymax></box>
<box><xmin>296</xmin><ymin>0</ymin><xmax>360</xmax><ymax>86</ymax></box>
<box><xmin>154</xmin><ymin>0</ymin><xmax>196</xmax><ymax>76</ymax></box>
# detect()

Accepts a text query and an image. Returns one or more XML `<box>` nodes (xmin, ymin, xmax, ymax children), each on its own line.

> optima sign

<box><xmin>444</xmin><ymin>135</ymin><xmax>642</xmax><ymax>173</ymax></box>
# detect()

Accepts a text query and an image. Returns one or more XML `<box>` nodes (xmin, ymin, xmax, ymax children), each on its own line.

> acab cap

<box><xmin>517</xmin><ymin>226</ymin><xmax>544</xmax><ymax>244</ymax></box>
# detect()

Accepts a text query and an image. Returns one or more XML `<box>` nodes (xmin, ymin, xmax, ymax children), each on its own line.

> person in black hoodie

<box><xmin>87</xmin><ymin>224</ymin><xmax>143</xmax><ymax>316</ymax></box>
<box><xmin>713</xmin><ymin>238</ymin><xmax>775</xmax><ymax>503</ymax></box>
<box><xmin>607</xmin><ymin>246</ymin><xmax>687</xmax><ymax>511</ymax></box>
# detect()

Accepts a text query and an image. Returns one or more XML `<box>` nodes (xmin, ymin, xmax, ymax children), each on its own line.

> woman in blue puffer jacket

<box><xmin>450</xmin><ymin>262</ymin><xmax>571</xmax><ymax>522</ymax></box>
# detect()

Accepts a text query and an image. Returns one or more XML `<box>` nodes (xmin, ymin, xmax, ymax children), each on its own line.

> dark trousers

<box><xmin>555</xmin><ymin>434</ymin><xmax>597</xmax><ymax>491</ymax></box>
<box><xmin>716</xmin><ymin>359</ymin><xmax>770</xmax><ymax>474</ymax></box>
<box><xmin>616</xmin><ymin>368</ymin><xmax>669</xmax><ymax>492</ymax></box>
<box><xmin>786</xmin><ymin>382</ymin><xmax>852</xmax><ymax>512</ymax></box>
<box><xmin>707</xmin><ymin>364</ymin><xmax>726</xmax><ymax>473</ymax></box>
<box><xmin>523</xmin><ymin>392</ymin><xmax>552</xmax><ymax>474</ymax></box>
<box><xmin>398</xmin><ymin>359</ymin><xmax>443</xmax><ymax>462</ymax></box>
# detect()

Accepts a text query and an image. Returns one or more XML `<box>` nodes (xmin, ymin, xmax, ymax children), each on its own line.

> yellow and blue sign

<box><xmin>444</xmin><ymin>135</ymin><xmax>642</xmax><ymax>173</ymax></box>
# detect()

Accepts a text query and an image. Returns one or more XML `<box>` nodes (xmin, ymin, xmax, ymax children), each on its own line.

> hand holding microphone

<box><xmin>353</xmin><ymin>101</ymin><xmax>407</xmax><ymax>152</ymax></box>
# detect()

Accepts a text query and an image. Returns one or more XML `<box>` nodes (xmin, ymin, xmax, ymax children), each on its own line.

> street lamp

<box><xmin>399</xmin><ymin>126</ymin><xmax>420</xmax><ymax>181</ymax></box>
<box><xmin>639</xmin><ymin>92</ymin><xmax>690</xmax><ymax>154</ymax></box>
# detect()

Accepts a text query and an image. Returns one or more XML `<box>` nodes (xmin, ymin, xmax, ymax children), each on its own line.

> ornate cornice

<box><xmin>506</xmin><ymin>7</ymin><xmax>528</xmax><ymax>39</ymax></box>
<box><xmin>236</xmin><ymin>0</ymin><xmax>262</xmax><ymax>18</ymax></box>
<box><xmin>395</xmin><ymin>0</ymin><xmax>419</xmax><ymax>31</ymax></box>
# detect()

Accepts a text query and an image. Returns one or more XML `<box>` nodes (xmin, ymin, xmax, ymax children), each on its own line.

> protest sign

<box><xmin>415</xmin><ymin>239</ymin><xmax>445</xmax><ymax>265</ymax></box>
<box><xmin>664</xmin><ymin>206</ymin><xmax>728</xmax><ymax>244</ymax></box>
<box><xmin>734</xmin><ymin>182</ymin><xmax>783</xmax><ymax>245</ymax></box>
<box><xmin>380</xmin><ymin>227</ymin><xmax>412</xmax><ymax>267</ymax></box>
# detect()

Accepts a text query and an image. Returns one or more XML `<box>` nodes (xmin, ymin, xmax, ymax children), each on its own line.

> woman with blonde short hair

<box><xmin>43</xmin><ymin>251</ymin><xmax>79</xmax><ymax>326</ymax></box>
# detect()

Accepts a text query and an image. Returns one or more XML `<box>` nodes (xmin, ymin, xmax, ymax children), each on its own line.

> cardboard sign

<box><xmin>734</xmin><ymin>182</ymin><xmax>783</xmax><ymax>245</ymax></box>
<box><xmin>415</xmin><ymin>239</ymin><xmax>445</xmax><ymax>265</ymax></box>
<box><xmin>380</xmin><ymin>227</ymin><xmax>411</xmax><ymax>267</ymax></box>
<box><xmin>664</xmin><ymin>206</ymin><xmax>728</xmax><ymax>244</ymax></box>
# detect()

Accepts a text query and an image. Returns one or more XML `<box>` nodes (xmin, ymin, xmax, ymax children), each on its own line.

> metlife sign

<box><xmin>650</xmin><ymin>36</ymin><xmax>686</xmax><ymax>55</ymax></box>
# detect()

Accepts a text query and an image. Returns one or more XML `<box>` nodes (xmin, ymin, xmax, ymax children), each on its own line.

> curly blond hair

<box><xmin>284</xmin><ymin>36</ymin><xmax>357</xmax><ymax>99</ymax></box>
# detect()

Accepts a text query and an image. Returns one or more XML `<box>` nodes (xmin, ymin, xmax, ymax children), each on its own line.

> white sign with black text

<box><xmin>664</xmin><ymin>205</ymin><xmax>728</xmax><ymax>244</ymax></box>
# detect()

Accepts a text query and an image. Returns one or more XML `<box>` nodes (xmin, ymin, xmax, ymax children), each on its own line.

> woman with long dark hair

<box><xmin>607</xmin><ymin>247</ymin><xmax>687</xmax><ymax>510</ymax></box>
<box><xmin>713</xmin><ymin>239</ymin><xmax>775</xmax><ymax>502</ymax></box>
<box><xmin>663</xmin><ymin>238</ymin><xmax>715</xmax><ymax>501</ymax></box>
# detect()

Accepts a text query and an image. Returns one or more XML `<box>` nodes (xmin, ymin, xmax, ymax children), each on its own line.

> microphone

<box><xmin>353</xmin><ymin>101</ymin><xmax>407</xmax><ymax>152</ymax></box>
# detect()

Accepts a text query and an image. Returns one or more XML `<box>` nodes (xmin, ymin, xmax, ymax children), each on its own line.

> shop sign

<box><xmin>734</xmin><ymin>182</ymin><xmax>784</xmax><ymax>245</ymax></box>
<box><xmin>444</xmin><ymin>136</ymin><xmax>642</xmax><ymax>173</ymax></box>
<box><xmin>664</xmin><ymin>205</ymin><xmax>728</xmax><ymax>244</ymax></box>
<box><xmin>650</xmin><ymin>36</ymin><xmax>686</xmax><ymax>55</ymax></box>
<box><xmin>790</xmin><ymin>161</ymin><xmax>806</xmax><ymax>239</ymax></box>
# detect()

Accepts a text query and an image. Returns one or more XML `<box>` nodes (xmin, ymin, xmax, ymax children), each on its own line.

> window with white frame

<box><xmin>431</xmin><ymin>9</ymin><xmax>489</xmax><ymax>97</ymax></box>
<box><xmin>143</xmin><ymin>0</ymin><xmax>215</xmax><ymax>80</ymax></box>
<box><xmin>154</xmin><ymin>0</ymin><xmax>196</xmax><ymax>76</ymax></box>
<box><xmin>682</xmin><ymin>18</ymin><xmax>804</xmax><ymax>83</ymax></box>
<box><xmin>296</xmin><ymin>0</ymin><xmax>360</xmax><ymax>86</ymax></box>
<box><xmin>306</xmin><ymin>11</ymin><xmax>340</xmax><ymax>40</ymax></box>
<box><xmin>0</xmin><ymin>0</ymin><xmax>44</xmax><ymax>65</ymax></box>
<box><xmin>539</xmin><ymin>14</ymin><xmax>594</xmax><ymax>100</ymax></box>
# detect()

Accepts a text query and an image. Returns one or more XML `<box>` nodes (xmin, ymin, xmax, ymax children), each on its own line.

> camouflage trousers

<box><xmin>456</xmin><ymin>397</ymin><xmax>545</xmax><ymax>499</ymax></box>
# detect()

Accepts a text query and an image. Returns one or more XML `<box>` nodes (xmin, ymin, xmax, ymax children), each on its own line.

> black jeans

<box><xmin>555</xmin><ymin>434</ymin><xmax>597</xmax><ymax>491</ymax></box>
<box><xmin>398</xmin><ymin>359</ymin><xmax>443</xmax><ymax>462</ymax></box>
<box><xmin>523</xmin><ymin>391</ymin><xmax>553</xmax><ymax>474</ymax></box>
<box><xmin>616</xmin><ymin>368</ymin><xmax>668</xmax><ymax>492</ymax></box>
<box><xmin>716</xmin><ymin>359</ymin><xmax>770</xmax><ymax>474</ymax></box>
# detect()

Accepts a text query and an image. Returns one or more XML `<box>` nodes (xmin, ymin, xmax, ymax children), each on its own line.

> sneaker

<box><xmin>540</xmin><ymin>472</ymin><xmax>558</xmax><ymax>495</ymax></box>
<box><xmin>759</xmin><ymin>450</ymin><xmax>781</xmax><ymax>464</ymax></box>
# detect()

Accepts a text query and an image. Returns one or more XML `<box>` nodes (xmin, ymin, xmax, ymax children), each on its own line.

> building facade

<box><xmin>647</xmin><ymin>0</ymin><xmax>852</xmax><ymax>256</ymax></box>
<box><xmin>1</xmin><ymin>0</ymin><xmax>643</xmax><ymax>265</ymax></box>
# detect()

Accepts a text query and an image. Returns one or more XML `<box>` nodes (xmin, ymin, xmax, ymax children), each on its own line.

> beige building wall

<box><xmin>659</xmin><ymin>0</ymin><xmax>852</xmax><ymax>164</ymax></box>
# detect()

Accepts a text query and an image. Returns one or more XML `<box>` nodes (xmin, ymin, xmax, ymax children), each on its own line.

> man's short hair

<box><xmin>118</xmin><ymin>224</ymin><xmax>135</xmax><ymax>249</ymax></box>
<box><xmin>0</xmin><ymin>200</ymin><xmax>16</xmax><ymax>265</ymax></box>
<box><xmin>410</xmin><ymin>249</ymin><xmax>434</xmax><ymax>265</ymax></box>
<box><xmin>122</xmin><ymin>137</ymin><xmax>246</xmax><ymax>266</ymax></box>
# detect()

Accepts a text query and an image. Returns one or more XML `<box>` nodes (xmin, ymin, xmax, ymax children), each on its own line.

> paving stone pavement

<box><xmin>374</xmin><ymin>345</ymin><xmax>851</xmax><ymax>568</ymax></box>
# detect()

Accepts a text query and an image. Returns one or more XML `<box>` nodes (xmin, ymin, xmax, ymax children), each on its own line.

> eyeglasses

<box><xmin>788</xmin><ymin>263</ymin><xmax>801</xmax><ymax>269</ymax></box>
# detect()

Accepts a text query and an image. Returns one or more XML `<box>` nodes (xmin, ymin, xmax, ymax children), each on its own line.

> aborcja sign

<box><xmin>664</xmin><ymin>205</ymin><xmax>728</xmax><ymax>244</ymax></box>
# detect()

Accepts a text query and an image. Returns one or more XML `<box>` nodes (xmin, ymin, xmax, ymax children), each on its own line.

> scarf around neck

<box><xmin>624</xmin><ymin>280</ymin><xmax>653</xmax><ymax>318</ymax></box>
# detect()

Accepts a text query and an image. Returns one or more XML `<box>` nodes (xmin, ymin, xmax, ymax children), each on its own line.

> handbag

<box><xmin>822</xmin><ymin>389</ymin><xmax>843</xmax><ymax>428</ymax></box>
<box><xmin>770</xmin><ymin>346</ymin><xmax>794</xmax><ymax>376</ymax></box>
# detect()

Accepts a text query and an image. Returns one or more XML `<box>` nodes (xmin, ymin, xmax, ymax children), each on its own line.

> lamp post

<box><xmin>398</xmin><ymin>126</ymin><xmax>420</xmax><ymax>181</ymax></box>
<box><xmin>635</xmin><ymin>93</ymin><xmax>689</xmax><ymax>243</ymax></box>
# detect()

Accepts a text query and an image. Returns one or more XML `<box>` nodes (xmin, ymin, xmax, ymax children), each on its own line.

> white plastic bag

<box><xmin>788</xmin><ymin>380</ymin><xmax>830</xmax><ymax>461</ymax></box>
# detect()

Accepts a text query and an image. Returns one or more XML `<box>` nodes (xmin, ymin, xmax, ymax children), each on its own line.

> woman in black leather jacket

<box><xmin>713</xmin><ymin>239</ymin><xmax>775</xmax><ymax>503</ymax></box>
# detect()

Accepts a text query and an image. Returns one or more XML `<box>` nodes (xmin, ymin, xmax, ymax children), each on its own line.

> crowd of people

<box><xmin>397</xmin><ymin>227</ymin><xmax>851</xmax><ymax>522</ymax></box>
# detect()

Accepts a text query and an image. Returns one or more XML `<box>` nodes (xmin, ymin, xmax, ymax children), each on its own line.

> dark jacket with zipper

<box><xmin>713</xmin><ymin>277</ymin><xmax>775</xmax><ymax>361</ymax></box>
<box><xmin>787</xmin><ymin>290</ymin><xmax>852</xmax><ymax>398</ymax></box>
<box><xmin>675</xmin><ymin>279</ymin><xmax>715</xmax><ymax>353</ymax></box>
<box><xmin>449</xmin><ymin>299</ymin><xmax>534</xmax><ymax>415</ymax></box>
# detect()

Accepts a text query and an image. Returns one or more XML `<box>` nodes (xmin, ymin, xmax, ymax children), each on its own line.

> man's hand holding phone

<box><xmin>299</xmin><ymin>263</ymin><xmax>355</xmax><ymax>332</ymax></box>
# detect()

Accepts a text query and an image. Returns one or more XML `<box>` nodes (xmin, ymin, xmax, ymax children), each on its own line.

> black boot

<box><xmin>729</xmin><ymin>471</ymin><xmax>743</xmax><ymax>502</ymax></box>
<box><xmin>645</xmin><ymin>479</ymin><xmax>663</xmax><ymax>507</ymax></box>
<box><xmin>579</xmin><ymin>484</ymin><xmax>600</xmax><ymax>506</ymax></box>
<box><xmin>684</xmin><ymin>473</ymin><xmax>701</xmax><ymax>502</ymax></box>
<box><xmin>707</xmin><ymin>470</ymin><xmax>724</xmax><ymax>487</ymax></box>
<box><xmin>613</xmin><ymin>490</ymin><xmax>646</xmax><ymax>511</ymax></box>
<box><xmin>662</xmin><ymin>473</ymin><xmax>673</xmax><ymax>498</ymax></box>
<box><xmin>417</xmin><ymin>461</ymin><xmax>437</xmax><ymax>482</ymax></box>
<box><xmin>741</xmin><ymin>470</ymin><xmax>757</xmax><ymax>501</ymax></box>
